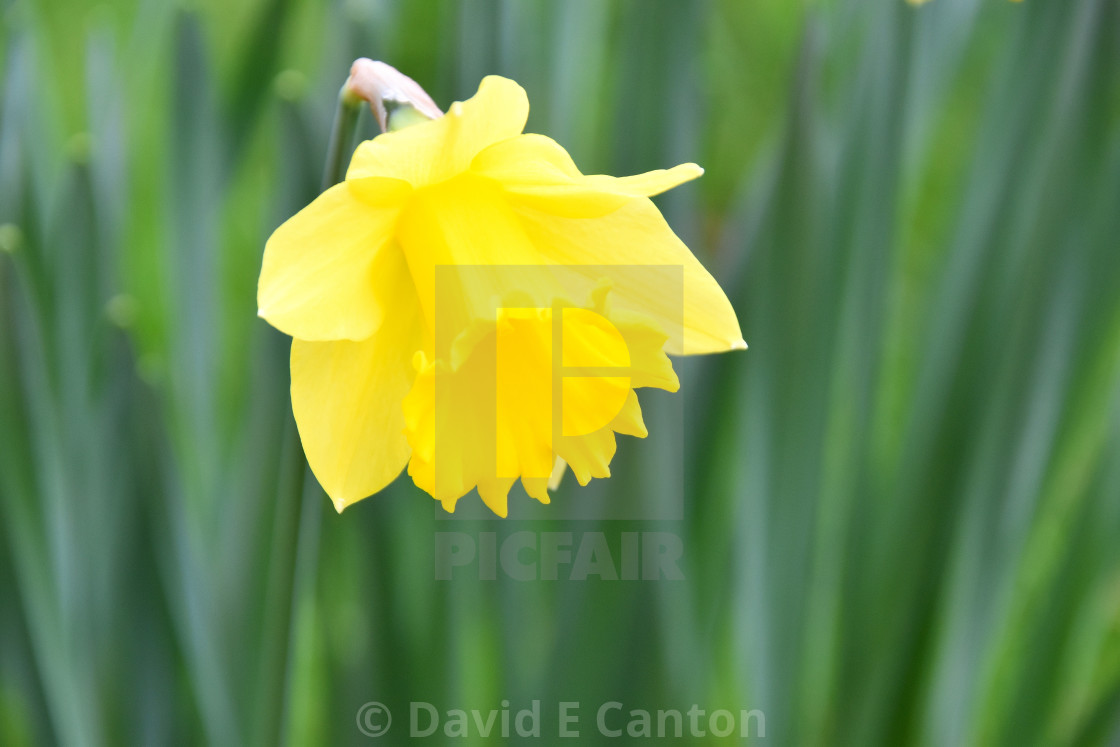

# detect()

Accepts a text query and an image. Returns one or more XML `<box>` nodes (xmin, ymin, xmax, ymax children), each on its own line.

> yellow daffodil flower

<box><xmin>258</xmin><ymin>71</ymin><xmax>745</xmax><ymax>516</ymax></box>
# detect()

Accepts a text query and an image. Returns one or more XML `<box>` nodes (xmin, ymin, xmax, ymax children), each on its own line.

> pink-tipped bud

<box><xmin>343</xmin><ymin>59</ymin><xmax>443</xmax><ymax>132</ymax></box>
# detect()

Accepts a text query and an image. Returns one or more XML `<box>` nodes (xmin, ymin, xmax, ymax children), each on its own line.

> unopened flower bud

<box><xmin>343</xmin><ymin>58</ymin><xmax>442</xmax><ymax>133</ymax></box>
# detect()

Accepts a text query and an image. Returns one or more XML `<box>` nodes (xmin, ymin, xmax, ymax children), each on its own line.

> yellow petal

<box><xmin>470</xmin><ymin>134</ymin><xmax>581</xmax><ymax>184</ymax></box>
<box><xmin>291</xmin><ymin>244</ymin><xmax>426</xmax><ymax>511</ymax></box>
<box><xmin>477</xmin><ymin>478</ymin><xmax>518</xmax><ymax>518</ymax></box>
<box><xmin>470</xmin><ymin>135</ymin><xmax>738</xmax><ymax>354</ymax></box>
<box><xmin>348</xmin><ymin>75</ymin><xmax>529</xmax><ymax>188</ymax></box>
<box><xmin>396</xmin><ymin>173</ymin><xmax>559</xmax><ymax>334</ymax></box>
<box><xmin>585</xmin><ymin>164</ymin><xmax>704</xmax><ymax>198</ymax></box>
<box><xmin>609</xmin><ymin>391</ymin><xmax>648</xmax><ymax>438</ymax></box>
<box><xmin>471</xmin><ymin>134</ymin><xmax>703</xmax><ymax>217</ymax></box>
<box><xmin>469</xmin><ymin>133</ymin><xmax>738</xmax><ymax>354</ymax></box>
<box><xmin>258</xmin><ymin>178</ymin><xmax>410</xmax><ymax>341</ymax></box>
<box><xmin>514</xmin><ymin>198</ymin><xmax>744</xmax><ymax>356</ymax></box>
<box><xmin>404</xmin><ymin>353</ymin><xmax>505</xmax><ymax>511</ymax></box>
<box><xmin>612</xmin><ymin>315</ymin><xmax>680</xmax><ymax>391</ymax></box>
<box><xmin>556</xmin><ymin>426</ymin><xmax>615</xmax><ymax>486</ymax></box>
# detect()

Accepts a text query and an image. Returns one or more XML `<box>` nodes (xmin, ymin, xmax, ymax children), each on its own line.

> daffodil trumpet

<box><xmin>258</xmin><ymin>60</ymin><xmax>745</xmax><ymax>516</ymax></box>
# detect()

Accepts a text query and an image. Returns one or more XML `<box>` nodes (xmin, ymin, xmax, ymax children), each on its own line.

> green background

<box><xmin>3</xmin><ymin>0</ymin><xmax>1120</xmax><ymax>744</ymax></box>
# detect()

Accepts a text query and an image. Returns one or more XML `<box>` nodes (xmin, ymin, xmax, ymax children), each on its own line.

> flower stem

<box><xmin>268</xmin><ymin>77</ymin><xmax>363</xmax><ymax>746</ymax></box>
<box><xmin>321</xmin><ymin>85</ymin><xmax>363</xmax><ymax>191</ymax></box>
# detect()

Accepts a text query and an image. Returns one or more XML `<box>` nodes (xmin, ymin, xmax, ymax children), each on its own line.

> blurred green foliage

<box><xmin>3</xmin><ymin>0</ymin><xmax>1120</xmax><ymax>744</ymax></box>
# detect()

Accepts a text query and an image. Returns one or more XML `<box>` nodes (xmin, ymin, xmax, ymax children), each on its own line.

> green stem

<box><xmin>265</xmin><ymin>82</ymin><xmax>362</xmax><ymax>747</ymax></box>
<box><xmin>272</xmin><ymin>79</ymin><xmax>434</xmax><ymax>744</ymax></box>
<box><xmin>321</xmin><ymin>85</ymin><xmax>363</xmax><ymax>191</ymax></box>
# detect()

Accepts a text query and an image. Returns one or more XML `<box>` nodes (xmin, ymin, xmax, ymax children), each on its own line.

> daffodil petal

<box><xmin>404</xmin><ymin>353</ymin><xmax>515</xmax><ymax>511</ymax></box>
<box><xmin>514</xmin><ymin>198</ymin><xmax>744</xmax><ymax>355</ymax></box>
<box><xmin>525</xmin><ymin>471</ymin><xmax>556</xmax><ymax>504</ymax></box>
<box><xmin>470</xmin><ymin>135</ymin><xmax>624</xmax><ymax>218</ymax></box>
<box><xmin>556</xmin><ymin>427</ymin><xmax>615</xmax><ymax>486</ymax></box>
<box><xmin>435</xmin><ymin>76</ymin><xmax>530</xmax><ymax>181</ymax></box>
<box><xmin>612</xmin><ymin>316</ymin><xmax>680</xmax><ymax>391</ymax></box>
<box><xmin>475</xmin><ymin>478</ymin><xmax>515</xmax><ymax>517</ymax></box>
<box><xmin>257</xmin><ymin>179</ymin><xmax>409</xmax><ymax>341</ymax></box>
<box><xmin>291</xmin><ymin>245</ymin><xmax>425</xmax><ymax>511</ymax></box>
<box><xmin>396</xmin><ymin>173</ymin><xmax>558</xmax><ymax>333</ymax></box>
<box><xmin>471</xmin><ymin>134</ymin><xmax>703</xmax><ymax>217</ymax></box>
<box><xmin>348</xmin><ymin>75</ymin><xmax>529</xmax><ymax>187</ymax></box>
<box><xmin>584</xmin><ymin>163</ymin><xmax>704</xmax><ymax>197</ymax></box>
<box><xmin>470</xmin><ymin>133</ymin><xmax>581</xmax><ymax>184</ymax></box>
<box><xmin>345</xmin><ymin>121</ymin><xmax>445</xmax><ymax>186</ymax></box>
<box><xmin>610</xmin><ymin>391</ymin><xmax>648</xmax><ymax>438</ymax></box>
